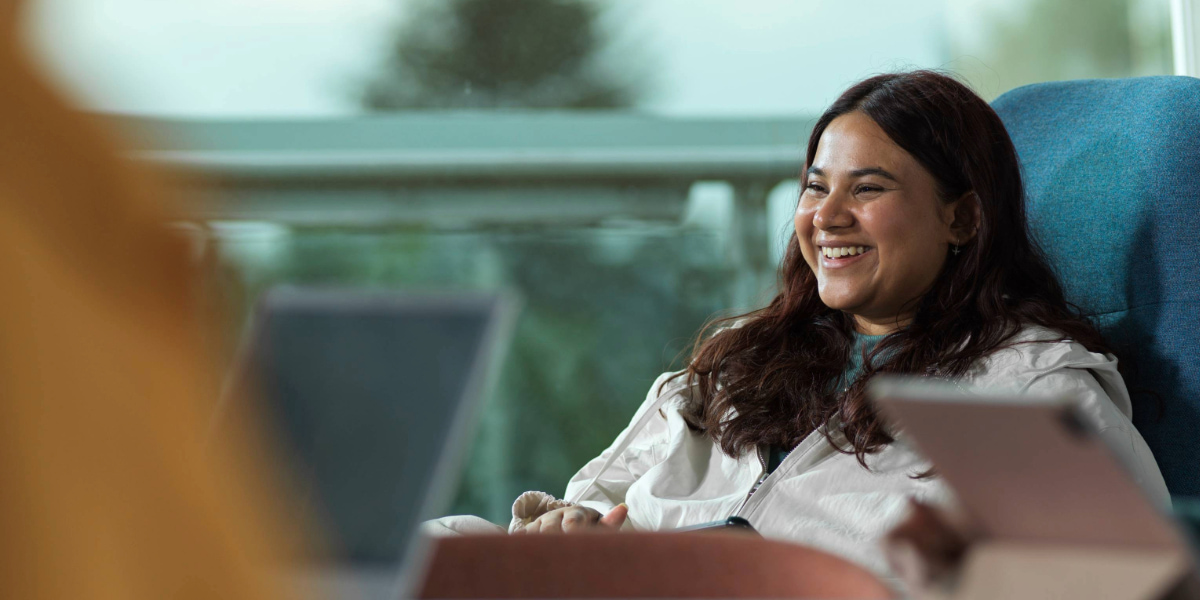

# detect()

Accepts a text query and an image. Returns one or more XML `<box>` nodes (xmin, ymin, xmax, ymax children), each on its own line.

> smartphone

<box><xmin>674</xmin><ymin>516</ymin><xmax>759</xmax><ymax>535</ymax></box>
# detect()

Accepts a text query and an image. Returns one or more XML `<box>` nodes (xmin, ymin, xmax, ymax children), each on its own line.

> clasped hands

<box><xmin>515</xmin><ymin>503</ymin><xmax>629</xmax><ymax>535</ymax></box>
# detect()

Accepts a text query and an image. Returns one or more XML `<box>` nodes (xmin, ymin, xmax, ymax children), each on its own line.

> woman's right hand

<box><xmin>518</xmin><ymin>503</ymin><xmax>628</xmax><ymax>534</ymax></box>
<box><xmin>883</xmin><ymin>500</ymin><xmax>972</xmax><ymax>591</ymax></box>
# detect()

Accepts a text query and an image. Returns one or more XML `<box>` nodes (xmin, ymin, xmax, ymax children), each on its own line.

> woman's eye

<box><xmin>805</xmin><ymin>182</ymin><xmax>827</xmax><ymax>193</ymax></box>
<box><xmin>855</xmin><ymin>185</ymin><xmax>883</xmax><ymax>194</ymax></box>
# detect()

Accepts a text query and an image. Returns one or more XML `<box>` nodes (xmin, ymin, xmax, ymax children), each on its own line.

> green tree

<box><xmin>362</xmin><ymin>0</ymin><xmax>640</xmax><ymax>110</ymax></box>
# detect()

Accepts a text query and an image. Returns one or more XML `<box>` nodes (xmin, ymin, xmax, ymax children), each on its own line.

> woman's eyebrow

<box><xmin>805</xmin><ymin>166</ymin><xmax>899</xmax><ymax>182</ymax></box>
<box><xmin>849</xmin><ymin>167</ymin><xmax>899</xmax><ymax>182</ymax></box>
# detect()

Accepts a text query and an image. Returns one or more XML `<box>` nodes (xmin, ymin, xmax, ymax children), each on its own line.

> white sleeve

<box><xmin>1022</xmin><ymin>367</ymin><xmax>1172</xmax><ymax>509</ymax></box>
<box><xmin>561</xmin><ymin>370</ymin><xmax>679</xmax><ymax>514</ymax></box>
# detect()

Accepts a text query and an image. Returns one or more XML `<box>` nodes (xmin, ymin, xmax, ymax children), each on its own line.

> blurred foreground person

<box><xmin>429</xmin><ymin>71</ymin><xmax>1170</xmax><ymax>589</ymax></box>
<box><xmin>0</xmin><ymin>5</ymin><xmax>297</xmax><ymax>599</ymax></box>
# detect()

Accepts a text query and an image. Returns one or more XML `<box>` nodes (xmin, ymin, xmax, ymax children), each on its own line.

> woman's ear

<box><xmin>947</xmin><ymin>191</ymin><xmax>981</xmax><ymax>245</ymax></box>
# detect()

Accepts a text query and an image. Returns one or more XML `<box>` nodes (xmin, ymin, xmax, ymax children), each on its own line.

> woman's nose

<box><xmin>812</xmin><ymin>192</ymin><xmax>853</xmax><ymax>230</ymax></box>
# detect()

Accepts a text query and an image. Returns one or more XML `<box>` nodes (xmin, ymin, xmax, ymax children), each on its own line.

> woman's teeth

<box><xmin>821</xmin><ymin>246</ymin><xmax>868</xmax><ymax>259</ymax></box>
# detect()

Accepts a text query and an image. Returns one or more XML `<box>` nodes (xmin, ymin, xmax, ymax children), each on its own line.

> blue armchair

<box><xmin>991</xmin><ymin>76</ymin><xmax>1200</xmax><ymax>498</ymax></box>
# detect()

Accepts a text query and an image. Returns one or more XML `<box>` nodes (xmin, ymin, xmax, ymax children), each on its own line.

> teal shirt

<box><xmin>766</xmin><ymin>331</ymin><xmax>887</xmax><ymax>473</ymax></box>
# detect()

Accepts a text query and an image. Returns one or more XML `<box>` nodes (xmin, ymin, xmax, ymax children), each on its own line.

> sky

<box><xmin>21</xmin><ymin>0</ymin><xmax>962</xmax><ymax>117</ymax></box>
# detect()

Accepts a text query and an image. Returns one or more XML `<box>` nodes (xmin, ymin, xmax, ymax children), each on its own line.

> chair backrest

<box><xmin>991</xmin><ymin>76</ymin><xmax>1200</xmax><ymax>497</ymax></box>
<box><xmin>416</xmin><ymin>532</ymin><xmax>893</xmax><ymax>599</ymax></box>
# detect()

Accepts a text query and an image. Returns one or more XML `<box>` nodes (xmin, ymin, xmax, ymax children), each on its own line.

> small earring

<box><xmin>951</xmin><ymin>244</ymin><xmax>961</xmax><ymax>256</ymax></box>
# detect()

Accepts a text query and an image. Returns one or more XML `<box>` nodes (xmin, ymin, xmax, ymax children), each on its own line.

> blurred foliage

<box><xmin>954</xmin><ymin>0</ymin><xmax>1172</xmax><ymax>98</ymax></box>
<box><xmin>362</xmin><ymin>0</ymin><xmax>641</xmax><ymax>110</ymax></box>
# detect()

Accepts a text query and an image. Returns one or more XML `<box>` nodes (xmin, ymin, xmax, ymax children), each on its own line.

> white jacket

<box><xmin>510</xmin><ymin>326</ymin><xmax>1170</xmax><ymax>581</ymax></box>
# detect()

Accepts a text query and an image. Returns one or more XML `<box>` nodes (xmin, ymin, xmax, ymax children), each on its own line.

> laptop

<box><xmin>217</xmin><ymin>287</ymin><xmax>517</xmax><ymax>600</ymax></box>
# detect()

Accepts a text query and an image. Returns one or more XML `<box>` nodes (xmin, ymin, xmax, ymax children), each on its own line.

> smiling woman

<box><xmin>673</xmin><ymin>70</ymin><xmax>1150</xmax><ymax>469</ymax></box>
<box><xmin>797</xmin><ymin>110</ymin><xmax>979</xmax><ymax>336</ymax></box>
<box><xmin>427</xmin><ymin>70</ymin><xmax>1170</xmax><ymax>587</ymax></box>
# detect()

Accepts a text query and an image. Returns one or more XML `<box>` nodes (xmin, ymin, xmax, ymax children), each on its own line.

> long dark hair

<box><xmin>667</xmin><ymin>70</ymin><xmax>1110</xmax><ymax>465</ymax></box>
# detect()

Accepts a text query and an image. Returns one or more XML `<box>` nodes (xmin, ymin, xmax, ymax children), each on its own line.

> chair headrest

<box><xmin>992</xmin><ymin>76</ymin><xmax>1200</xmax><ymax>496</ymax></box>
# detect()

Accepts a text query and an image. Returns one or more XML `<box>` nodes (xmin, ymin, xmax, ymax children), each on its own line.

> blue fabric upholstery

<box><xmin>992</xmin><ymin>76</ymin><xmax>1200</xmax><ymax>496</ymax></box>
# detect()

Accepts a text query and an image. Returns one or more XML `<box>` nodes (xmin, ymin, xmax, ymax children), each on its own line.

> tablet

<box><xmin>867</xmin><ymin>377</ymin><xmax>1183</xmax><ymax>551</ymax></box>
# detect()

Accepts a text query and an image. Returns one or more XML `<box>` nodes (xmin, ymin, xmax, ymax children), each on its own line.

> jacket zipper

<box><xmin>733</xmin><ymin>445</ymin><xmax>769</xmax><ymax>516</ymax></box>
<box><xmin>735</xmin><ymin>430</ymin><xmax>831</xmax><ymax>519</ymax></box>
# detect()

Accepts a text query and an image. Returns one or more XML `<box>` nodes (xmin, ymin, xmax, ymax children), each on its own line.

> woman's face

<box><xmin>794</xmin><ymin>111</ymin><xmax>964</xmax><ymax>335</ymax></box>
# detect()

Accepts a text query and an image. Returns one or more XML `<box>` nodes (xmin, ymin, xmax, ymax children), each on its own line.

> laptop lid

<box><xmin>219</xmin><ymin>287</ymin><xmax>516</xmax><ymax>597</ymax></box>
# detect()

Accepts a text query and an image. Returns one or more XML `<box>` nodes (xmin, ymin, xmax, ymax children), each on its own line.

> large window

<box><xmin>22</xmin><ymin>0</ymin><xmax>1175</xmax><ymax>524</ymax></box>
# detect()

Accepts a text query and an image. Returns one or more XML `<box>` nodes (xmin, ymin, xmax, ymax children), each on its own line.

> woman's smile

<box><xmin>817</xmin><ymin>244</ymin><xmax>874</xmax><ymax>269</ymax></box>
